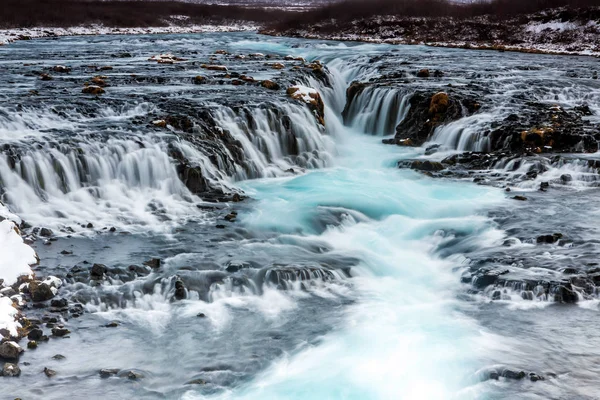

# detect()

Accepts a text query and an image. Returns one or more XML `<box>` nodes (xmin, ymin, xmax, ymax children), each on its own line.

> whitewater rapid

<box><xmin>172</xmin><ymin>50</ymin><xmax>508</xmax><ymax>399</ymax></box>
<box><xmin>3</xmin><ymin>33</ymin><xmax>600</xmax><ymax>400</ymax></box>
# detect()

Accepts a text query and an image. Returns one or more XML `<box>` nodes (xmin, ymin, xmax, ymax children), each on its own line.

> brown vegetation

<box><xmin>0</xmin><ymin>0</ymin><xmax>294</xmax><ymax>28</ymax></box>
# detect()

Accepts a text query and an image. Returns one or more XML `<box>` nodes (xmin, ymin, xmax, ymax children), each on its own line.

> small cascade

<box><xmin>212</xmin><ymin>103</ymin><xmax>334</xmax><ymax>180</ymax></box>
<box><xmin>429</xmin><ymin>113</ymin><xmax>496</xmax><ymax>152</ymax></box>
<box><xmin>342</xmin><ymin>86</ymin><xmax>411</xmax><ymax>135</ymax></box>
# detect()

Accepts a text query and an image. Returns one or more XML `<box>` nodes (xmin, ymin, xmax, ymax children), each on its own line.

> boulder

<box><xmin>82</xmin><ymin>85</ymin><xmax>105</xmax><ymax>95</ymax></box>
<box><xmin>44</xmin><ymin>367</ymin><xmax>57</xmax><ymax>378</ymax></box>
<box><xmin>90</xmin><ymin>263</ymin><xmax>106</xmax><ymax>279</ymax></box>
<box><xmin>29</xmin><ymin>281</ymin><xmax>55</xmax><ymax>302</ymax></box>
<box><xmin>287</xmin><ymin>86</ymin><xmax>325</xmax><ymax>126</ymax></box>
<box><xmin>52</xmin><ymin>65</ymin><xmax>71</xmax><ymax>73</ymax></box>
<box><xmin>0</xmin><ymin>341</ymin><xmax>23</xmax><ymax>360</ymax></box>
<box><xmin>410</xmin><ymin>160</ymin><xmax>444</xmax><ymax>172</ymax></box>
<box><xmin>261</xmin><ymin>80</ymin><xmax>280</xmax><ymax>90</ymax></box>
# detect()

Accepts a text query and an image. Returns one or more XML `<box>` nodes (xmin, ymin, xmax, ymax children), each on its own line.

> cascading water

<box><xmin>2</xmin><ymin>33</ymin><xmax>600</xmax><ymax>400</ymax></box>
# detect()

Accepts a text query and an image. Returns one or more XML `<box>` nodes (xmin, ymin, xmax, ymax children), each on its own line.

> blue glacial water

<box><xmin>2</xmin><ymin>32</ymin><xmax>600</xmax><ymax>400</ymax></box>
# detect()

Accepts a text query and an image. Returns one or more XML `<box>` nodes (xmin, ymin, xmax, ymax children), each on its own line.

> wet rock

<box><xmin>29</xmin><ymin>281</ymin><xmax>55</xmax><ymax>302</ymax></box>
<box><xmin>196</xmin><ymin>313</ymin><xmax>206</xmax><ymax>318</ymax></box>
<box><xmin>224</xmin><ymin>213</ymin><xmax>237</xmax><ymax>222</ymax></box>
<box><xmin>27</xmin><ymin>328</ymin><xmax>44</xmax><ymax>341</ymax></box>
<box><xmin>271</xmin><ymin>62</ymin><xmax>285</xmax><ymax>69</ymax></box>
<box><xmin>1</xmin><ymin>363</ymin><xmax>21</xmax><ymax>377</ymax></box>
<box><xmin>60</xmin><ymin>250</ymin><xmax>73</xmax><ymax>255</ymax></box>
<box><xmin>201</xmin><ymin>64</ymin><xmax>227</xmax><ymax>71</ymax></box>
<box><xmin>529</xmin><ymin>373</ymin><xmax>545</xmax><ymax>382</ymax></box>
<box><xmin>536</xmin><ymin>233</ymin><xmax>563</xmax><ymax>244</ymax></box>
<box><xmin>410</xmin><ymin>160</ymin><xmax>444</xmax><ymax>172</ymax></box>
<box><xmin>90</xmin><ymin>263</ymin><xmax>107</xmax><ymax>279</ymax></box>
<box><xmin>216</xmin><ymin>224</ymin><xmax>226</xmax><ymax>229</ymax></box>
<box><xmin>472</xmin><ymin>269</ymin><xmax>509</xmax><ymax>289</ymax></box>
<box><xmin>105</xmin><ymin>321</ymin><xmax>119</xmax><ymax>328</ymax></box>
<box><xmin>40</xmin><ymin>73</ymin><xmax>53</xmax><ymax>81</ymax></box>
<box><xmin>52</xmin><ymin>354</ymin><xmax>65</xmax><ymax>360</ymax></box>
<box><xmin>174</xmin><ymin>280</ymin><xmax>186</xmax><ymax>300</ymax></box>
<box><xmin>416</xmin><ymin>68</ymin><xmax>430</xmax><ymax>77</ymax></box>
<box><xmin>560</xmin><ymin>174</ymin><xmax>573</xmax><ymax>182</ymax></box>
<box><xmin>512</xmin><ymin>195</ymin><xmax>527</xmax><ymax>201</ymax></box>
<box><xmin>50</xmin><ymin>298</ymin><xmax>68</xmax><ymax>308</ymax></box>
<box><xmin>51</xmin><ymin>327</ymin><xmax>70</xmax><ymax>337</ymax></box>
<box><xmin>260</xmin><ymin>80</ymin><xmax>280</xmax><ymax>90</ymax></box>
<box><xmin>44</xmin><ymin>367</ymin><xmax>56</xmax><ymax>378</ymax></box>
<box><xmin>90</xmin><ymin>76</ymin><xmax>107</xmax><ymax>87</ymax></box>
<box><xmin>143</xmin><ymin>258</ymin><xmax>161</xmax><ymax>269</ymax></box>
<box><xmin>118</xmin><ymin>369</ymin><xmax>144</xmax><ymax>380</ymax></box>
<box><xmin>501</xmin><ymin>369</ymin><xmax>526</xmax><ymax>380</ymax></box>
<box><xmin>52</xmin><ymin>65</ymin><xmax>71</xmax><ymax>73</ymax></box>
<box><xmin>390</xmin><ymin>91</ymin><xmax>479</xmax><ymax>147</ymax></box>
<box><xmin>0</xmin><ymin>342</ymin><xmax>23</xmax><ymax>360</ymax></box>
<box><xmin>193</xmin><ymin>76</ymin><xmax>207</xmax><ymax>84</ymax></box>
<box><xmin>82</xmin><ymin>85</ymin><xmax>105</xmax><ymax>95</ymax></box>
<box><xmin>99</xmin><ymin>368</ymin><xmax>119</xmax><ymax>378</ymax></box>
<box><xmin>39</xmin><ymin>227</ymin><xmax>53</xmax><ymax>237</ymax></box>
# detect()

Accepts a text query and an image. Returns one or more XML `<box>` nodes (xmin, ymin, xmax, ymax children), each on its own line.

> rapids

<box><xmin>1</xmin><ymin>33</ymin><xmax>600</xmax><ymax>400</ymax></box>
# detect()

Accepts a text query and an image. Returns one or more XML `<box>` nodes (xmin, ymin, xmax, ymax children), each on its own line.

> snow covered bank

<box><xmin>264</xmin><ymin>7</ymin><xmax>600</xmax><ymax>57</ymax></box>
<box><xmin>0</xmin><ymin>204</ymin><xmax>38</xmax><ymax>341</ymax></box>
<box><xmin>0</xmin><ymin>23</ymin><xmax>258</xmax><ymax>45</ymax></box>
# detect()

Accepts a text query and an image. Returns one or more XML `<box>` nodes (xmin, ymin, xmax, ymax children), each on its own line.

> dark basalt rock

<box><xmin>51</xmin><ymin>327</ymin><xmax>70</xmax><ymax>337</ymax></box>
<box><xmin>143</xmin><ymin>258</ymin><xmax>161</xmax><ymax>269</ymax></box>
<box><xmin>90</xmin><ymin>263</ymin><xmax>107</xmax><ymax>279</ymax></box>
<box><xmin>386</xmin><ymin>90</ymin><xmax>480</xmax><ymax>147</ymax></box>
<box><xmin>0</xmin><ymin>342</ymin><xmax>23</xmax><ymax>360</ymax></box>
<box><xmin>99</xmin><ymin>368</ymin><xmax>120</xmax><ymax>378</ymax></box>
<box><xmin>29</xmin><ymin>281</ymin><xmax>55</xmax><ymax>302</ymax></box>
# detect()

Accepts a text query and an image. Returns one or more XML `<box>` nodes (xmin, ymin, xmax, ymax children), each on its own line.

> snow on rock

<box><xmin>0</xmin><ymin>297</ymin><xmax>20</xmax><ymax>338</ymax></box>
<box><xmin>287</xmin><ymin>85</ymin><xmax>318</xmax><ymax>104</ymax></box>
<box><xmin>148</xmin><ymin>53</ymin><xmax>187</xmax><ymax>63</ymax></box>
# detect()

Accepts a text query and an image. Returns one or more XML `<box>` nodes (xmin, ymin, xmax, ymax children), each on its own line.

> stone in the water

<box><xmin>90</xmin><ymin>263</ymin><xmax>107</xmax><ymax>279</ymax></box>
<box><xmin>50</xmin><ymin>298</ymin><xmax>68</xmax><ymax>308</ymax></box>
<box><xmin>1</xmin><ymin>363</ymin><xmax>21</xmax><ymax>377</ymax></box>
<box><xmin>44</xmin><ymin>367</ymin><xmax>56</xmax><ymax>378</ymax></box>
<box><xmin>502</xmin><ymin>369</ymin><xmax>526</xmax><ymax>380</ymax></box>
<box><xmin>196</xmin><ymin>313</ymin><xmax>206</xmax><ymax>318</ymax></box>
<box><xmin>29</xmin><ymin>281</ymin><xmax>55</xmax><ymax>302</ymax></box>
<box><xmin>143</xmin><ymin>258</ymin><xmax>161</xmax><ymax>269</ymax></box>
<box><xmin>27</xmin><ymin>341</ymin><xmax>38</xmax><ymax>349</ymax></box>
<box><xmin>0</xmin><ymin>342</ymin><xmax>24</xmax><ymax>360</ymax></box>
<box><xmin>105</xmin><ymin>321</ymin><xmax>119</xmax><ymax>328</ymax></box>
<box><xmin>512</xmin><ymin>195</ymin><xmax>527</xmax><ymax>201</ymax></box>
<box><xmin>52</xmin><ymin>354</ymin><xmax>65</xmax><ymax>360</ymax></box>
<box><xmin>117</xmin><ymin>369</ymin><xmax>144</xmax><ymax>380</ymax></box>
<box><xmin>27</xmin><ymin>328</ymin><xmax>44</xmax><ymax>341</ymax></box>
<box><xmin>39</xmin><ymin>227</ymin><xmax>53</xmax><ymax>237</ymax></box>
<box><xmin>99</xmin><ymin>368</ymin><xmax>119</xmax><ymax>378</ymax></box>
<box><xmin>51</xmin><ymin>327</ymin><xmax>70</xmax><ymax>337</ymax></box>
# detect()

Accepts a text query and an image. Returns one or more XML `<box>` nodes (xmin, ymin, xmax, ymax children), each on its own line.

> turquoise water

<box><xmin>183</xmin><ymin>56</ymin><xmax>506</xmax><ymax>399</ymax></box>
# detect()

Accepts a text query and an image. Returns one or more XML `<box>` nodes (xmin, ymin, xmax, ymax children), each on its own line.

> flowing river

<box><xmin>1</xmin><ymin>32</ymin><xmax>600</xmax><ymax>400</ymax></box>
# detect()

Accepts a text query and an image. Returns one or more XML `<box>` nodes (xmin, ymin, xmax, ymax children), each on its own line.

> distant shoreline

<box><xmin>2</xmin><ymin>23</ymin><xmax>598</xmax><ymax>59</ymax></box>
